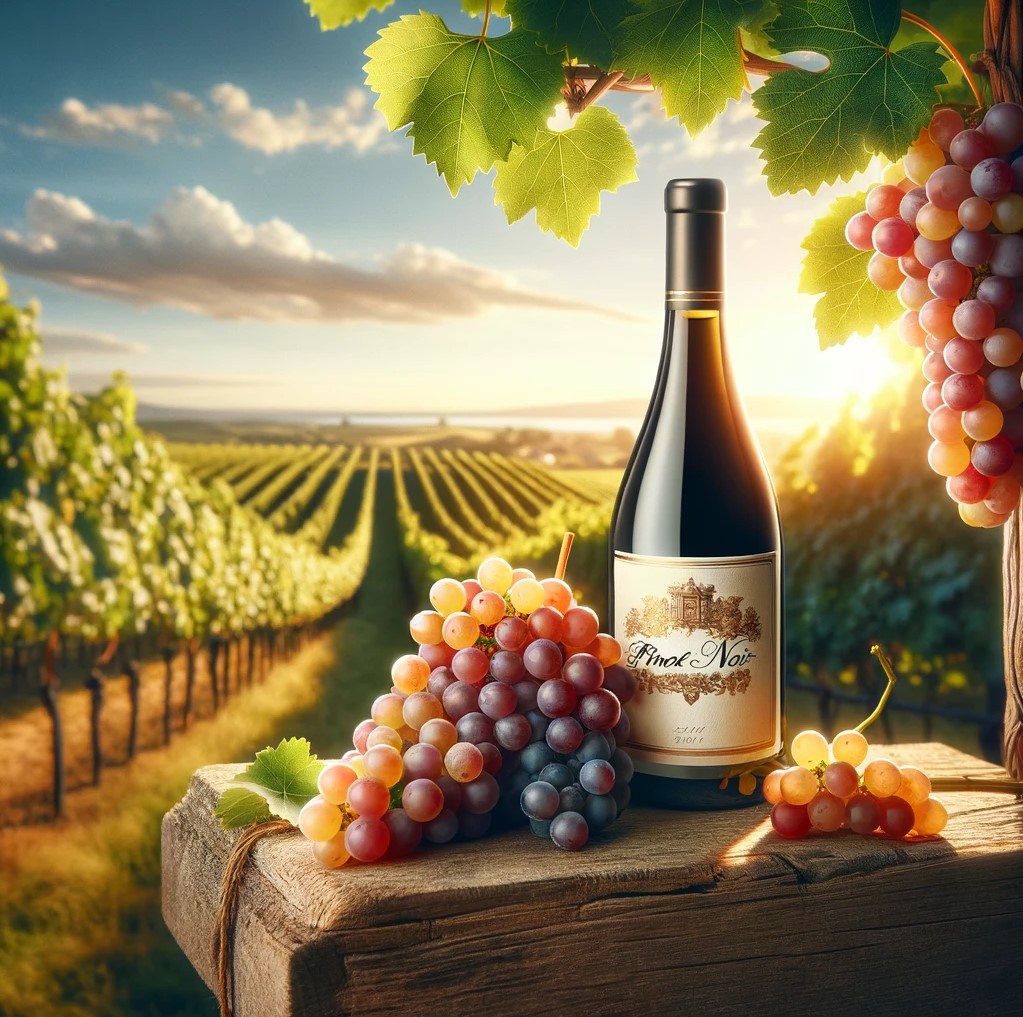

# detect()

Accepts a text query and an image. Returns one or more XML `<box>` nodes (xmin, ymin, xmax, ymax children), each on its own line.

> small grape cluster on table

<box><xmin>845</xmin><ymin>101</ymin><xmax>1023</xmax><ymax>526</ymax></box>
<box><xmin>282</xmin><ymin>556</ymin><xmax>637</xmax><ymax>867</ymax></box>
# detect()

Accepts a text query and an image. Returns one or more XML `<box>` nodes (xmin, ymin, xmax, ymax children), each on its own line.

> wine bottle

<box><xmin>609</xmin><ymin>178</ymin><xmax>783</xmax><ymax>808</ymax></box>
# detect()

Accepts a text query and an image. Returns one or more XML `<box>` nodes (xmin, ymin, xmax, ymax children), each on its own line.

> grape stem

<box><xmin>481</xmin><ymin>0</ymin><xmax>491</xmax><ymax>39</ymax></box>
<box><xmin>858</xmin><ymin>645</ymin><xmax>898</xmax><ymax>733</ymax></box>
<box><xmin>902</xmin><ymin>9</ymin><xmax>984</xmax><ymax>109</ymax></box>
<box><xmin>555</xmin><ymin>531</ymin><xmax>575</xmax><ymax>581</ymax></box>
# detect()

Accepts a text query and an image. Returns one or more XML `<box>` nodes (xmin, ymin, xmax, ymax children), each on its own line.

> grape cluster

<box><xmin>845</xmin><ymin>102</ymin><xmax>1023</xmax><ymax>527</ymax></box>
<box><xmin>296</xmin><ymin>557</ymin><xmax>634</xmax><ymax>867</ymax></box>
<box><xmin>765</xmin><ymin>727</ymin><xmax>948</xmax><ymax>841</ymax></box>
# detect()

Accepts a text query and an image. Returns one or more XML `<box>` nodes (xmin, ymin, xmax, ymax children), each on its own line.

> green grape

<box><xmin>790</xmin><ymin>729</ymin><xmax>829</xmax><ymax>769</ymax></box>
<box><xmin>831</xmin><ymin>729</ymin><xmax>869</xmax><ymax>766</ymax></box>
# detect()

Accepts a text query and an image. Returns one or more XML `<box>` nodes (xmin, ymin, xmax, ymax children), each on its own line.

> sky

<box><xmin>0</xmin><ymin>0</ymin><xmax>911</xmax><ymax>429</ymax></box>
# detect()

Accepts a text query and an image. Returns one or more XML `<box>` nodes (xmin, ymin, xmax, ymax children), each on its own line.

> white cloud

<box><xmin>0</xmin><ymin>187</ymin><xmax>632</xmax><ymax>324</ymax></box>
<box><xmin>209</xmin><ymin>84</ymin><xmax>389</xmax><ymax>155</ymax></box>
<box><xmin>21</xmin><ymin>84</ymin><xmax>390</xmax><ymax>155</ymax></box>
<box><xmin>38</xmin><ymin>326</ymin><xmax>145</xmax><ymax>355</ymax></box>
<box><xmin>22</xmin><ymin>98</ymin><xmax>174</xmax><ymax>146</ymax></box>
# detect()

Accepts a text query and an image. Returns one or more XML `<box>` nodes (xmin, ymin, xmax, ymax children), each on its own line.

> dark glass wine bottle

<box><xmin>609</xmin><ymin>178</ymin><xmax>783</xmax><ymax>809</ymax></box>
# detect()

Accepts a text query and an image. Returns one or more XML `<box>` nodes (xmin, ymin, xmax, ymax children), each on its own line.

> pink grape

<box><xmin>898</xmin><ymin>310</ymin><xmax>927</xmax><ymax>348</ymax></box>
<box><xmin>347</xmin><ymin>776</ymin><xmax>390</xmax><ymax>819</ymax></box>
<box><xmin>922</xmin><ymin>382</ymin><xmax>944</xmax><ymax>412</ymax></box>
<box><xmin>899</xmin><ymin>186</ymin><xmax>928</xmax><ymax>227</ymax></box>
<box><xmin>972</xmin><ymin>157</ymin><xmax>1014</xmax><ymax>200</ymax></box>
<box><xmin>845</xmin><ymin>210</ymin><xmax>877</xmax><ymax>250</ymax></box>
<box><xmin>872</xmin><ymin>216</ymin><xmax>915</xmax><ymax>257</ymax></box>
<box><xmin>845</xmin><ymin>794</ymin><xmax>882</xmax><ymax>834</ymax></box>
<box><xmin>986</xmin><ymin>475</ymin><xmax>1022</xmax><ymax>514</ymax></box>
<box><xmin>444</xmin><ymin>742</ymin><xmax>484</xmax><ymax>783</ymax></box>
<box><xmin>823</xmin><ymin>761</ymin><xmax>860</xmax><ymax>798</ymax></box>
<box><xmin>808</xmin><ymin>791</ymin><xmax>846</xmax><ymax>832</ymax></box>
<box><xmin>925</xmin><ymin>333</ymin><xmax>950</xmax><ymax>353</ymax></box>
<box><xmin>898</xmin><ymin>249</ymin><xmax>929</xmax><ymax>279</ymax></box>
<box><xmin>981</xmin><ymin>101</ymin><xmax>1023</xmax><ymax>152</ymax></box>
<box><xmin>952</xmin><ymin>228</ymin><xmax>995</xmax><ymax>268</ymax></box>
<box><xmin>942</xmin><ymin>373</ymin><xmax>985</xmax><ymax>410</ymax></box>
<box><xmin>958</xmin><ymin>195</ymin><xmax>993</xmax><ymax>231</ymax></box>
<box><xmin>943</xmin><ymin>338</ymin><xmax>985</xmax><ymax>375</ymax></box>
<box><xmin>950</xmin><ymin>128</ymin><xmax>995</xmax><ymax>169</ymax></box>
<box><xmin>419</xmin><ymin>641</ymin><xmax>454</xmax><ymax>671</ymax></box>
<box><xmin>563</xmin><ymin>607</ymin><xmax>600</xmax><ymax>647</ymax></box>
<box><xmin>929</xmin><ymin>107</ymin><xmax>965</xmax><ymax>150</ymax></box>
<box><xmin>489</xmin><ymin>649</ymin><xmax>525</xmax><ymax>684</ymax></box>
<box><xmin>977</xmin><ymin>276</ymin><xmax>1016</xmax><ymax>315</ymax></box>
<box><xmin>451</xmin><ymin>646</ymin><xmax>489</xmax><ymax>685</ymax></box>
<box><xmin>919</xmin><ymin>297</ymin><xmax>958</xmax><ymax>340</ymax></box>
<box><xmin>528</xmin><ymin>606</ymin><xmax>564</xmax><ymax>642</ymax></box>
<box><xmin>868</xmin><ymin>252</ymin><xmax>904</xmax><ymax>290</ymax></box>
<box><xmin>928</xmin><ymin>259</ymin><xmax>973</xmax><ymax>300</ymax></box>
<box><xmin>897</xmin><ymin>275</ymin><xmax>931</xmax><ymax>310</ymax></box>
<box><xmin>344</xmin><ymin>817</ymin><xmax>390</xmax><ymax>862</ymax></box>
<box><xmin>771</xmin><ymin>801</ymin><xmax>812</xmax><ymax>840</ymax></box>
<box><xmin>947</xmin><ymin>465</ymin><xmax>994</xmax><ymax>504</ymax></box>
<box><xmin>877</xmin><ymin>796</ymin><xmax>916</xmax><ymax>838</ymax></box>
<box><xmin>914</xmin><ymin>234</ymin><xmax>954</xmax><ymax>268</ymax></box>
<box><xmin>922</xmin><ymin>352</ymin><xmax>953</xmax><ymax>384</ymax></box>
<box><xmin>973</xmin><ymin>436</ymin><xmax>1015</xmax><ymax>477</ymax></box>
<box><xmin>926</xmin><ymin>164</ymin><xmax>974</xmax><ymax>210</ymax></box>
<box><xmin>353</xmin><ymin>718</ymin><xmax>376</xmax><ymax>754</ymax></box>
<box><xmin>523</xmin><ymin>638</ymin><xmax>563</xmax><ymax>680</ymax></box>
<box><xmin>441</xmin><ymin>680</ymin><xmax>479</xmax><ymax>720</ymax></box>
<box><xmin>866</xmin><ymin>184</ymin><xmax>906</xmax><ymax>220</ymax></box>
<box><xmin>427</xmin><ymin>666</ymin><xmax>457</xmax><ymax>699</ymax></box>
<box><xmin>494</xmin><ymin>615</ymin><xmax>528</xmax><ymax>651</ymax></box>
<box><xmin>403</xmin><ymin>741</ymin><xmax>444</xmax><ymax>780</ymax></box>
<box><xmin>402</xmin><ymin>778</ymin><xmax>444</xmax><ymax>823</ymax></box>
<box><xmin>928</xmin><ymin>404</ymin><xmax>965</xmax><ymax>441</ymax></box>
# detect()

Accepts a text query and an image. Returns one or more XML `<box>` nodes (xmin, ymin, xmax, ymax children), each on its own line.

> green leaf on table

<box><xmin>613</xmin><ymin>0</ymin><xmax>758</xmax><ymax>136</ymax></box>
<box><xmin>505</xmin><ymin>0</ymin><xmax>637</xmax><ymax>67</ymax></box>
<box><xmin>364</xmin><ymin>13</ymin><xmax>565</xmax><ymax>195</ymax></box>
<box><xmin>215</xmin><ymin>788</ymin><xmax>273</xmax><ymax>830</ymax></box>
<box><xmin>800</xmin><ymin>193</ymin><xmax>901</xmax><ymax>349</ymax></box>
<box><xmin>460</xmin><ymin>1</ymin><xmax>509</xmax><ymax>16</ymax></box>
<box><xmin>493</xmin><ymin>105</ymin><xmax>638</xmax><ymax>247</ymax></box>
<box><xmin>231</xmin><ymin>736</ymin><xmax>323</xmax><ymax>826</ymax></box>
<box><xmin>304</xmin><ymin>0</ymin><xmax>394</xmax><ymax>31</ymax></box>
<box><xmin>753</xmin><ymin>0</ymin><xmax>948</xmax><ymax>195</ymax></box>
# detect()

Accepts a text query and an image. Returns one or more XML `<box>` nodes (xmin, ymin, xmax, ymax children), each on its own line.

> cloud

<box><xmin>208</xmin><ymin>84</ymin><xmax>389</xmax><ymax>155</ymax></box>
<box><xmin>0</xmin><ymin>187</ymin><xmax>633</xmax><ymax>324</ymax></box>
<box><xmin>21</xmin><ymin>84</ymin><xmax>390</xmax><ymax>155</ymax></box>
<box><xmin>22</xmin><ymin>98</ymin><xmax>174</xmax><ymax>146</ymax></box>
<box><xmin>38</xmin><ymin>326</ymin><xmax>145</xmax><ymax>355</ymax></box>
<box><xmin>68</xmin><ymin>371</ymin><xmax>270</xmax><ymax>390</ymax></box>
<box><xmin>628</xmin><ymin>93</ymin><xmax>760</xmax><ymax>161</ymax></box>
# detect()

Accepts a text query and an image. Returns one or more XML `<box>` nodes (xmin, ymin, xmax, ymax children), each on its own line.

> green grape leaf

<box><xmin>505</xmin><ymin>0</ymin><xmax>637</xmax><ymax>67</ymax></box>
<box><xmin>365</xmin><ymin>13</ymin><xmax>565</xmax><ymax>195</ymax></box>
<box><xmin>613</xmin><ymin>0</ymin><xmax>758</xmax><ymax>136</ymax></box>
<box><xmin>214</xmin><ymin>788</ymin><xmax>273</xmax><ymax>830</ymax></box>
<box><xmin>232</xmin><ymin>736</ymin><xmax>323</xmax><ymax>825</ymax></box>
<box><xmin>461</xmin><ymin>1</ymin><xmax>509</xmax><ymax>16</ymax></box>
<box><xmin>753</xmin><ymin>0</ymin><xmax>948</xmax><ymax>195</ymax></box>
<box><xmin>493</xmin><ymin>105</ymin><xmax>638</xmax><ymax>247</ymax></box>
<box><xmin>800</xmin><ymin>193</ymin><xmax>901</xmax><ymax>349</ymax></box>
<box><xmin>304</xmin><ymin>0</ymin><xmax>394</xmax><ymax>31</ymax></box>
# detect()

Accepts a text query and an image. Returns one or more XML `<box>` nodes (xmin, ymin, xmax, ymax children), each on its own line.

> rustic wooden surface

<box><xmin>162</xmin><ymin>743</ymin><xmax>1023</xmax><ymax>1017</ymax></box>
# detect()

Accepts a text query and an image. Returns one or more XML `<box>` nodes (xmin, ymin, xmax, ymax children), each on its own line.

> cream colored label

<box><xmin>613</xmin><ymin>551</ymin><xmax>781</xmax><ymax>770</ymax></box>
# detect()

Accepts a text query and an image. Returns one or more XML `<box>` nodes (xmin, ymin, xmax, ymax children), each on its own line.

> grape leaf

<box><xmin>215</xmin><ymin>788</ymin><xmax>273</xmax><ymax>830</ymax></box>
<box><xmin>493</xmin><ymin>105</ymin><xmax>638</xmax><ymax>247</ymax></box>
<box><xmin>461</xmin><ymin>1</ymin><xmax>508</xmax><ymax>16</ymax></box>
<box><xmin>753</xmin><ymin>0</ymin><xmax>948</xmax><ymax>195</ymax></box>
<box><xmin>232</xmin><ymin>736</ymin><xmax>323</xmax><ymax>825</ymax></box>
<box><xmin>505</xmin><ymin>0</ymin><xmax>637</xmax><ymax>67</ymax></box>
<box><xmin>613</xmin><ymin>0</ymin><xmax>758</xmax><ymax>136</ymax></box>
<box><xmin>304</xmin><ymin>0</ymin><xmax>394</xmax><ymax>31</ymax></box>
<box><xmin>800</xmin><ymin>193</ymin><xmax>901</xmax><ymax>349</ymax></box>
<box><xmin>364</xmin><ymin>13</ymin><xmax>565</xmax><ymax>195</ymax></box>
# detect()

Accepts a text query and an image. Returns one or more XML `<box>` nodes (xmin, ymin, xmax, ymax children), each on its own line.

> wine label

<box><xmin>613</xmin><ymin>550</ymin><xmax>781</xmax><ymax>770</ymax></box>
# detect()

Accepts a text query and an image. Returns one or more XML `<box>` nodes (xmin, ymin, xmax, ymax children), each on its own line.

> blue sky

<box><xmin>0</xmin><ymin>0</ymin><xmax>909</xmax><ymax>423</ymax></box>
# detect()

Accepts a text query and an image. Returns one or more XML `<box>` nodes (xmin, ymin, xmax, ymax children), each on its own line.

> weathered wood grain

<box><xmin>162</xmin><ymin>743</ymin><xmax>1023</xmax><ymax>1017</ymax></box>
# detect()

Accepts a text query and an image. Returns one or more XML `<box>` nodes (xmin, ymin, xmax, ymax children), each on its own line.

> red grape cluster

<box><xmin>766</xmin><ymin>728</ymin><xmax>948</xmax><ymax>840</ymax></box>
<box><xmin>845</xmin><ymin>102</ymin><xmax>1023</xmax><ymax>527</ymax></box>
<box><xmin>297</xmin><ymin>557</ymin><xmax>634</xmax><ymax>868</ymax></box>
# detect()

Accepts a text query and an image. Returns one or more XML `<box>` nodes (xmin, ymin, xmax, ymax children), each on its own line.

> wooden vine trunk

<box><xmin>990</xmin><ymin>0</ymin><xmax>1023</xmax><ymax>778</ymax></box>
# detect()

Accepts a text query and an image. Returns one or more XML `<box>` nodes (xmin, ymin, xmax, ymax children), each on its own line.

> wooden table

<box><xmin>161</xmin><ymin>743</ymin><xmax>1022</xmax><ymax>1017</ymax></box>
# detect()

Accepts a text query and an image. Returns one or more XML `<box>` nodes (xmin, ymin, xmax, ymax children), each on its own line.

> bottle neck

<box><xmin>665</xmin><ymin>210</ymin><xmax>724</xmax><ymax>315</ymax></box>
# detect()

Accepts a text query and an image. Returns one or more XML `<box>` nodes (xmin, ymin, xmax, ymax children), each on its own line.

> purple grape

<box><xmin>562</xmin><ymin>652</ymin><xmax>604</xmax><ymax>694</ymax></box>
<box><xmin>451</xmin><ymin>646</ymin><xmax>489</xmax><ymax>684</ymax></box>
<box><xmin>461</xmin><ymin>772</ymin><xmax>500</xmax><ymax>814</ymax></box>
<box><xmin>489</xmin><ymin>649</ymin><xmax>525</xmax><ymax>683</ymax></box>
<box><xmin>477</xmin><ymin>741</ymin><xmax>503</xmax><ymax>775</ymax></box>
<box><xmin>514</xmin><ymin>680</ymin><xmax>539</xmax><ymax>713</ymax></box>
<box><xmin>950</xmin><ymin>128</ymin><xmax>995</xmax><ymax>169</ymax></box>
<box><xmin>493</xmin><ymin>713</ymin><xmax>532</xmax><ymax>751</ymax></box>
<box><xmin>402</xmin><ymin>742</ymin><xmax>443</xmax><ymax>781</ymax></box>
<box><xmin>583</xmin><ymin>794</ymin><xmax>618</xmax><ymax>832</ymax></box>
<box><xmin>577</xmin><ymin>689</ymin><xmax>623</xmax><ymax>732</ymax></box>
<box><xmin>442</xmin><ymin>680</ymin><xmax>479</xmax><ymax>720</ymax></box>
<box><xmin>545</xmin><ymin>716</ymin><xmax>585</xmax><ymax>754</ymax></box>
<box><xmin>579</xmin><ymin>758</ymin><xmax>616</xmax><ymax>795</ymax></box>
<box><xmin>611</xmin><ymin>780</ymin><xmax>632</xmax><ymax>812</ymax></box>
<box><xmin>494</xmin><ymin>615</ymin><xmax>528</xmax><ymax>651</ymax></box>
<box><xmin>477</xmin><ymin>680</ymin><xmax>517</xmax><ymax>720</ymax></box>
<box><xmin>987</xmin><ymin>367</ymin><xmax>1023</xmax><ymax>410</ymax></box>
<box><xmin>1000</xmin><ymin>296</ymin><xmax>1023</xmax><ymax>333</ymax></box>
<box><xmin>436</xmin><ymin>775</ymin><xmax>463</xmax><ymax>812</ymax></box>
<box><xmin>529</xmin><ymin>818</ymin><xmax>552</xmax><ymax>838</ymax></box>
<box><xmin>602</xmin><ymin>664</ymin><xmax>638</xmax><ymax>704</ymax></box>
<box><xmin>991</xmin><ymin>234</ymin><xmax>1023</xmax><ymax>277</ymax></box>
<box><xmin>458</xmin><ymin>810</ymin><xmax>492</xmax><ymax>839</ymax></box>
<box><xmin>1002</xmin><ymin>408</ymin><xmax>1023</xmax><ymax>448</ymax></box>
<box><xmin>978</xmin><ymin>274</ymin><xmax>1017</xmax><ymax>314</ymax></box>
<box><xmin>926</xmin><ymin>164</ymin><xmax>973</xmax><ymax>210</ymax></box>
<box><xmin>520</xmin><ymin>780</ymin><xmax>560</xmax><ymax>820</ymax></box>
<box><xmin>1013</xmin><ymin>155</ymin><xmax>1023</xmax><ymax>195</ymax></box>
<box><xmin>536</xmin><ymin>678</ymin><xmax>578</xmax><ymax>718</ymax></box>
<box><xmin>427</xmin><ymin>666</ymin><xmax>457</xmax><ymax>698</ymax></box>
<box><xmin>559</xmin><ymin>784</ymin><xmax>586</xmax><ymax>813</ymax></box>
<box><xmin>382</xmin><ymin>808</ymin><xmax>423</xmax><ymax>858</ymax></box>
<box><xmin>550</xmin><ymin>812</ymin><xmax>589</xmax><ymax>851</ymax></box>
<box><xmin>951</xmin><ymin>227</ymin><xmax>994</xmax><ymax>268</ymax></box>
<box><xmin>523</xmin><ymin>638</ymin><xmax>562</xmax><ymax>680</ymax></box>
<box><xmin>981</xmin><ymin>102</ymin><xmax>1023</xmax><ymax>152</ymax></box>
<box><xmin>423</xmin><ymin>808</ymin><xmax>458</xmax><ymax>844</ymax></box>
<box><xmin>456</xmin><ymin>711</ymin><xmax>494</xmax><ymax>745</ymax></box>
<box><xmin>538</xmin><ymin>763</ymin><xmax>575</xmax><ymax>791</ymax></box>
<box><xmin>525</xmin><ymin>708</ymin><xmax>550</xmax><ymax>741</ymax></box>
<box><xmin>914</xmin><ymin>235</ymin><xmax>954</xmax><ymax>268</ymax></box>
<box><xmin>611</xmin><ymin>748</ymin><xmax>635</xmax><ymax>784</ymax></box>
<box><xmin>611</xmin><ymin>710</ymin><xmax>631</xmax><ymax>744</ymax></box>
<box><xmin>520</xmin><ymin>740</ymin><xmax>557</xmax><ymax>774</ymax></box>
<box><xmin>575</xmin><ymin>731</ymin><xmax>613</xmax><ymax>763</ymax></box>
<box><xmin>899</xmin><ymin>186</ymin><xmax>928</xmax><ymax>226</ymax></box>
<box><xmin>972</xmin><ymin>157</ymin><xmax>1014</xmax><ymax>200</ymax></box>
